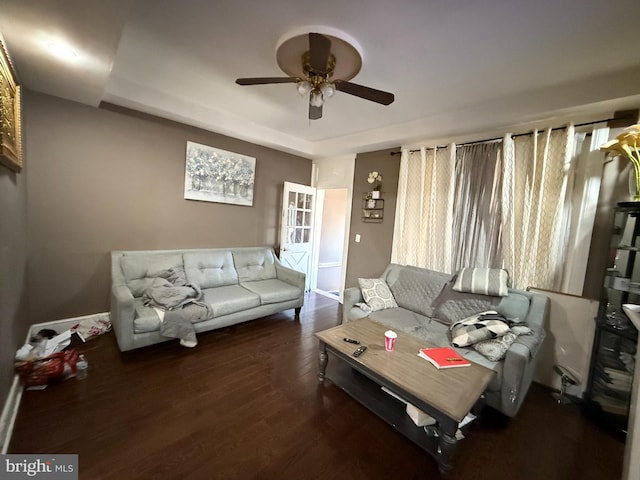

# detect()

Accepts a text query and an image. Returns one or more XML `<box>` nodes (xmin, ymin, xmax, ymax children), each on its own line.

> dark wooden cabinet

<box><xmin>584</xmin><ymin>204</ymin><xmax>639</xmax><ymax>438</ymax></box>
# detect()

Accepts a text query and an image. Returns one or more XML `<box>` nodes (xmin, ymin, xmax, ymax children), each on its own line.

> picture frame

<box><xmin>184</xmin><ymin>141</ymin><xmax>256</xmax><ymax>206</ymax></box>
<box><xmin>0</xmin><ymin>38</ymin><xmax>22</xmax><ymax>172</ymax></box>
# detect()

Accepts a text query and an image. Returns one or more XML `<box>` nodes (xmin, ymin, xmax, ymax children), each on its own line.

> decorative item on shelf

<box><xmin>367</xmin><ymin>198</ymin><xmax>376</xmax><ymax>209</ymax></box>
<box><xmin>600</xmin><ymin>123</ymin><xmax>640</xmax><ymax>202</ymax></box>
<box><xmin>367</xmin><ymin>171</ymin><xmax>382</xmax><ymax>198</ymax></box>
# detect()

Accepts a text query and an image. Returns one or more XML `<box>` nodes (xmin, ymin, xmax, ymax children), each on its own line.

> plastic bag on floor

<box><xmin>71</xmin><ymin>314</ymin><xmax>112</xmax><ymax>341</ymax></box>
<box><xmin>14</xmin><ymin>349</ymin><xmax>80</xmax><ymax>386</ymax></box>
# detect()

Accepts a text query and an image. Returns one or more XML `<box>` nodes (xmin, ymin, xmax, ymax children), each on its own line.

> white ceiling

<box><xmin>1</xmin><ymin>0</ymin><xmax>640</xmax><ymax>159</ymax></box>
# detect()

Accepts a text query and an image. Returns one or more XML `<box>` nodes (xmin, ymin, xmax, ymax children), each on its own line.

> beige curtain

<box><xmin>391</xmin><ymin>146</ymin><xmax>455</xmax><ymax>272</ymax></box>
<box><xmin>393</xmin><ymin>125</ymin><xmax>577</xmax><ymax>291</ymax></box>
<box><xmin>501</xmin><ymin>126</ymin><xmax>575</xmax><ymax>290</ymax></box>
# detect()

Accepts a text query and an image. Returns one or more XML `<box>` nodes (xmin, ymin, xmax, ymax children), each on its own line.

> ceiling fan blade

<box><xmin>236</xmin><ymin>77</ymin><xmax>298</xmax><ymax>85</ymax></box>
<box><xmin>309</xmin><ymin>33</ymin><xmax>331</xmax><ymax>74</ymax></box>
<box><xmin>309</xmin><ymin>103</ymin><xmax>323</xmax><ymax>120</ymax></box>
<box><xmin>335</xmin><ymin>81</ymin><xmax>395</xmax><ymax>105</ymax></box>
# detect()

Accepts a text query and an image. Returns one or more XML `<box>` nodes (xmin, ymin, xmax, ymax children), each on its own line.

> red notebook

<box><xmin>418</xmin><ymin>347</ymin><xmax>471</xmax><ymax>369</ymax></box>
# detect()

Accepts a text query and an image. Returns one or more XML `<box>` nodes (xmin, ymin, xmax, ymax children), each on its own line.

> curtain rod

<box><xmin>389</xmin><ymin>110</ymin><xmax>638</xmax><ymax>156</ymax></box>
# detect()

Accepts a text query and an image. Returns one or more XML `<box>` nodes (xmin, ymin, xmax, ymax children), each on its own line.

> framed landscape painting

<box><xmin>184</xmin><ymin>141</ymin><xmax>256</xmax><ymax>206</ymax></box>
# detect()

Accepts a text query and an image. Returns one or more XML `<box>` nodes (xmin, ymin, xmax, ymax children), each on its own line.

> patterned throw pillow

<box><xmin>358</xmin><ymin>278</ymin><xmax>398</xmax><ymax>312</ymax></box>
<box><xmin>450</xmin><ymin>311</ymin><xmax>510</xmax><ymax>347</ymax></box>
<box><xmin>472</xmin><ymin>325</ymin><xmax>533</xmax><ymax>361</ymax></box>
<box><xmin>453</xmin><ymin>268</ymin><xmax>509</xmax><ymax>297</ymax></box>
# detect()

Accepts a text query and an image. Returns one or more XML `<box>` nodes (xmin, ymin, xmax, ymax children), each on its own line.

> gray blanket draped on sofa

<box><xmin>142</xmin><ymin>267</ymin><xmax>213</xmax><ymax>347</ymax></box>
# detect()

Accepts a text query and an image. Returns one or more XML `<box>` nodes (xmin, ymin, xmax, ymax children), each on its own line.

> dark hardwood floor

<box><xmin>9</xmin><ymin>293</ymin><xmax>624</xmax><ymax>479</ymax></box>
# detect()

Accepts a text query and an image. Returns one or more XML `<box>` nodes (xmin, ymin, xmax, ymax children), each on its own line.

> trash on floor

<box><xmin>14</xmin><ymin>327</ymin><xmax>85</xmax><ymax>388</ymax></box>
<box><xmin>70</xmin><ymin>314</ymin><xmax>112</xmax><ymax>341</ymax></box>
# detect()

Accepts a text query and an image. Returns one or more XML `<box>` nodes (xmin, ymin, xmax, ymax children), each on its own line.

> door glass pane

<box><xmin>303</xmin><ymin>228</ymin><xmax>310</xmax><ymax>243</ymax></box>
<box><xmin>305</xmin><ymin>194</ymin><xmax>313</xmax><ymax>210</ymax></box>
<box><xmin>297</xmin><ymin>193</ymin><xmax>305</xmax><ymax>209</ymax></box>
<box><xmin>287</xmin><ymin>204</ymin><xmax>295</xmax><ymax>229</ymax></box>
<box><xmin>296</xmin><ymin>210</ymin><xmax>304</xmax><ymax>227</ymax></box>
<box><xmin>289</xmin><ymin>192</ymin><xmax>296</xmax><ymax>207</ymax></box>
<box><xmin>294</xmin><ymin>228</ymin><xmax>302</xmax><ymax>243</ymax></box>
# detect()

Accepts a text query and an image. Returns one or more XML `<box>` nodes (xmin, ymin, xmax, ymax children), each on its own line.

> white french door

<box><xmin>279</xmin><ymin>181</ymin><xmax>316</xmax><ymax>290</ymax></box>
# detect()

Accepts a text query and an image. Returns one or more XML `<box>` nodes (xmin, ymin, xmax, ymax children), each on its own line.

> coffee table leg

<box><xmin>318</xmin><ymin>341</ymin><xmax>328</xmax><ymax>383</ymax></box>
<box><xmin>436</xmin><ymin>429</ymin><xmax>458</xmax><ymax>475</ymax></box>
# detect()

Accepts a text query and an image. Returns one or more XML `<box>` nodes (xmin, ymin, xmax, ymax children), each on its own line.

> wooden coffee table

<box><xmin>315</xmin><ymin>318</ymin><xmax>495</xmax><ymax>474</ymax></box>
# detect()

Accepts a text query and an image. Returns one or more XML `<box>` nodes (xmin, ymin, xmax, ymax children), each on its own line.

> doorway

<box><xmin>313</xmin><ymin>188</ymin><xmax>349</xmax><ymax>300</ymax></box>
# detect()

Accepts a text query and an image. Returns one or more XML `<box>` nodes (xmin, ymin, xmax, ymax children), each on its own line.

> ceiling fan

<box><xmin>236</xmin><ymin>32</ymin><xmax>395</xmax><ymax>120</ymax></box>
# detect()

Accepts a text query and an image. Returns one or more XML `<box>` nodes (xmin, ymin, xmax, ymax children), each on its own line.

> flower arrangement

<box><xmin>367</xmin><ymin>171</ymin><xmax>383</xmax><ymax>191</ymax></box>
<box><xmin>600</xmin><ymin>124</ymin><xmax>640</xmax><ymax>201</ymax></box>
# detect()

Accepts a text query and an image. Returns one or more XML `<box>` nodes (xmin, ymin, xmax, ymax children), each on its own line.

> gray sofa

<box><xmin>343</xmin><ymin>264</ymin><xmax>549</xmax><ymax>418</ymax></box>
<box><xmin>111</xmin><ymin>247</ymin><xmax>305</xmax><ymax>351</ymax></box>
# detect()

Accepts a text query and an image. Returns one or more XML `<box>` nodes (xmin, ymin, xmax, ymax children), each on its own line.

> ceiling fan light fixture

<box><xmin>320</xmin><ymin>82</ymin><xmax>335</xmax><ymax>98</ymax></box>
<box><xmin>296</xmin><ymin>80</ymin><xmax>312</xmax><ymax>96</ymax></box>
<box><xmin>310</xmin><ymin>90</ymin><xmax>324</xmax><ymax>107</ymax></box>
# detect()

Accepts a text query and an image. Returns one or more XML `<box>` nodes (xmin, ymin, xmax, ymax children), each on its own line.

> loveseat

<box><xmin>343</xmin><ymin>264</ymin><xmax>549</xmax><ymax>418</ymax></box>
<box><xmin>111</xmin><ymin>247</ymin><xmax>305</xmax><ymax>351</ymax></box>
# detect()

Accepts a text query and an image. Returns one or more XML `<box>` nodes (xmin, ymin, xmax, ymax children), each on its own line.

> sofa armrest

<box><xmin>499</xmin><ymin>291</ymin><xmax>549</xmax><ymax>417</ymax></box>
<box><xmin>523</xmin><ymin>291</ymin><xmax>549</xmax><ymax>334</ymax></box>
<box><xmin>274</xmin><ymin>263</ymin><xmax>306</xmax><ymax>291</ymax></box>
<box><xmin>110</xmin><ymin>284</ymin><xmax>136</xmax><ymax>352</ymax></box>
<box><xmin>342</xmin><ymin>287</ymin><xmax>364</xmax><ymax>324</ymax></box>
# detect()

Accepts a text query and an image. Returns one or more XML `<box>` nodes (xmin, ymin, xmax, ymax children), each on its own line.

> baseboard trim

<box><xmin>0</xmin><ymin>375</ymin><xmax>22</xmax><ymax>454</ymax></box>
<box><xmin>0</xmin><ymin>311</ymin><xmax>109</xmax><ymax>453</ymax></box>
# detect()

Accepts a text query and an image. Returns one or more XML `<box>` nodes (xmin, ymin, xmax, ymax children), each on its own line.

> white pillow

<box><xmin>358</xmin><ymin>278</ymin><xmax>398</xmax><ymax>312</ymax></box>
<box><xmin>453</xmin><ymin>268</ymin><xmax>508</xmax><ymax>297</ymax></box>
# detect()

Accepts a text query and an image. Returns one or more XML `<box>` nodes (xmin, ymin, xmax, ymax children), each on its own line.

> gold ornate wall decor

<box><xmin>0</xmin><ymin>38</ymin><xmax>22</xmax><ymax>172</ymax></box>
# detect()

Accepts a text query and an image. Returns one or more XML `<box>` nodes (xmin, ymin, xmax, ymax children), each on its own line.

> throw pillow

<box><xmin>473</xmin><ymin>332</ymin><xmax>518</xmax><ymax>362</ymax></box>
<box><xmin>453</xmin><ymin>267</ymin><xmax>509</xmax><ymax>297</ymax></box>
<box><xmin>472</xmin><ymin>325</ymin><xmax>533</xmax><ymax>361</ymax></box>
<box><xmin>450</xmin><ymin>311</ymin><xmax>510</xmax><ymax>347</ymax></box>
<box><xmin>358</xmin><ymin>278</ymin><xmax>398</xmax><ymax>312</ymax></box>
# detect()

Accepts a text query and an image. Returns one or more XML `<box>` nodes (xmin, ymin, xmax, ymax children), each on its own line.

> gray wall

<box><xmin>345</xmin><ymin>148</ymin><xmax>400</xmax><ymax>287</ymax></box>
<box><xmin>23</xmin><ymin>90</ymin><xmax>312</xmax><ymax>325</ymax></box>
<box><xmin>0</xmin><ymin>142</ymin><xmax>28</xmax><ymax>412</ymax></box>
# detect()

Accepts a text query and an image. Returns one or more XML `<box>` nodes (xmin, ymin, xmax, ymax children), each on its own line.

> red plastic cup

<box><xmin>384</xmin><ymin>330</ymin><xmax>397</xmax><ymax>351</ymax></box>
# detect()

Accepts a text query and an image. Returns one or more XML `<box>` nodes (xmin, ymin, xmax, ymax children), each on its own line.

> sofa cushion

<box><xmin>384</xmin><ymin>266</ymin><xmax>451</xmax><ymax>317</ymax></box>
<box><xmin>450</xmin><ymin>311</ymin><xmax>510</xmax><ymax>347</ymax></box>
<box><xmin>495</xmin><ymin>290</ymin><xmax>531</xmax><ymax>323</ymax></box>
<box><xmin>202</xmin><ymin>285</ymin><xmax>260</xmax><ymax>317</ymax></box>
<box><xmin>453</xmin><ymin>267</ymin><xmax>509</xmax><ymax>297</ymax></box>
<box><xmin>121</xmin><ymin>253</ymin><xmax>184</xmax><ymax>297</ymax></box>
<box><xmin>432</xmin><ymin>281</ymin><xmax>500</xmax><ymax>325</ymax></box>
<box><xmin>369</xmin><ymin>308</ymin><xmax>448</xmax><ymax>346</ymax></box>
<box><xmin>184</xmin><ymin>251</ymin><xmax>238</xmax><ymax>288</ymax></box>
<box><xmin>234</xmin><ymin>249</ymin><xmax>277</xmax><ymax>282</ymax></box>
<box><xmin>133</xmin><ymin>299</ymin><xmax>161</xmax><ymax>333</ymax></box>
<box><xmin>240</xmin><ymin>279</ymin><xmax>302</xmax><ymax>305</ymax></box>
<box><xmin>358</xmin><ymin>278</ymin><xmax>398</xmax><ymax>311</ymax></box>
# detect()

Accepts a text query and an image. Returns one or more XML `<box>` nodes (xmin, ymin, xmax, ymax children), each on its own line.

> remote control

<box><xmin>343</xmin><ymin>337</ymin><xmax>360</xmax><ymax>344</ymax></box>
<box><xmin>352</xmin><ymin>346</ymin><xmax>367</xmax><ymax>357</ymax></box>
